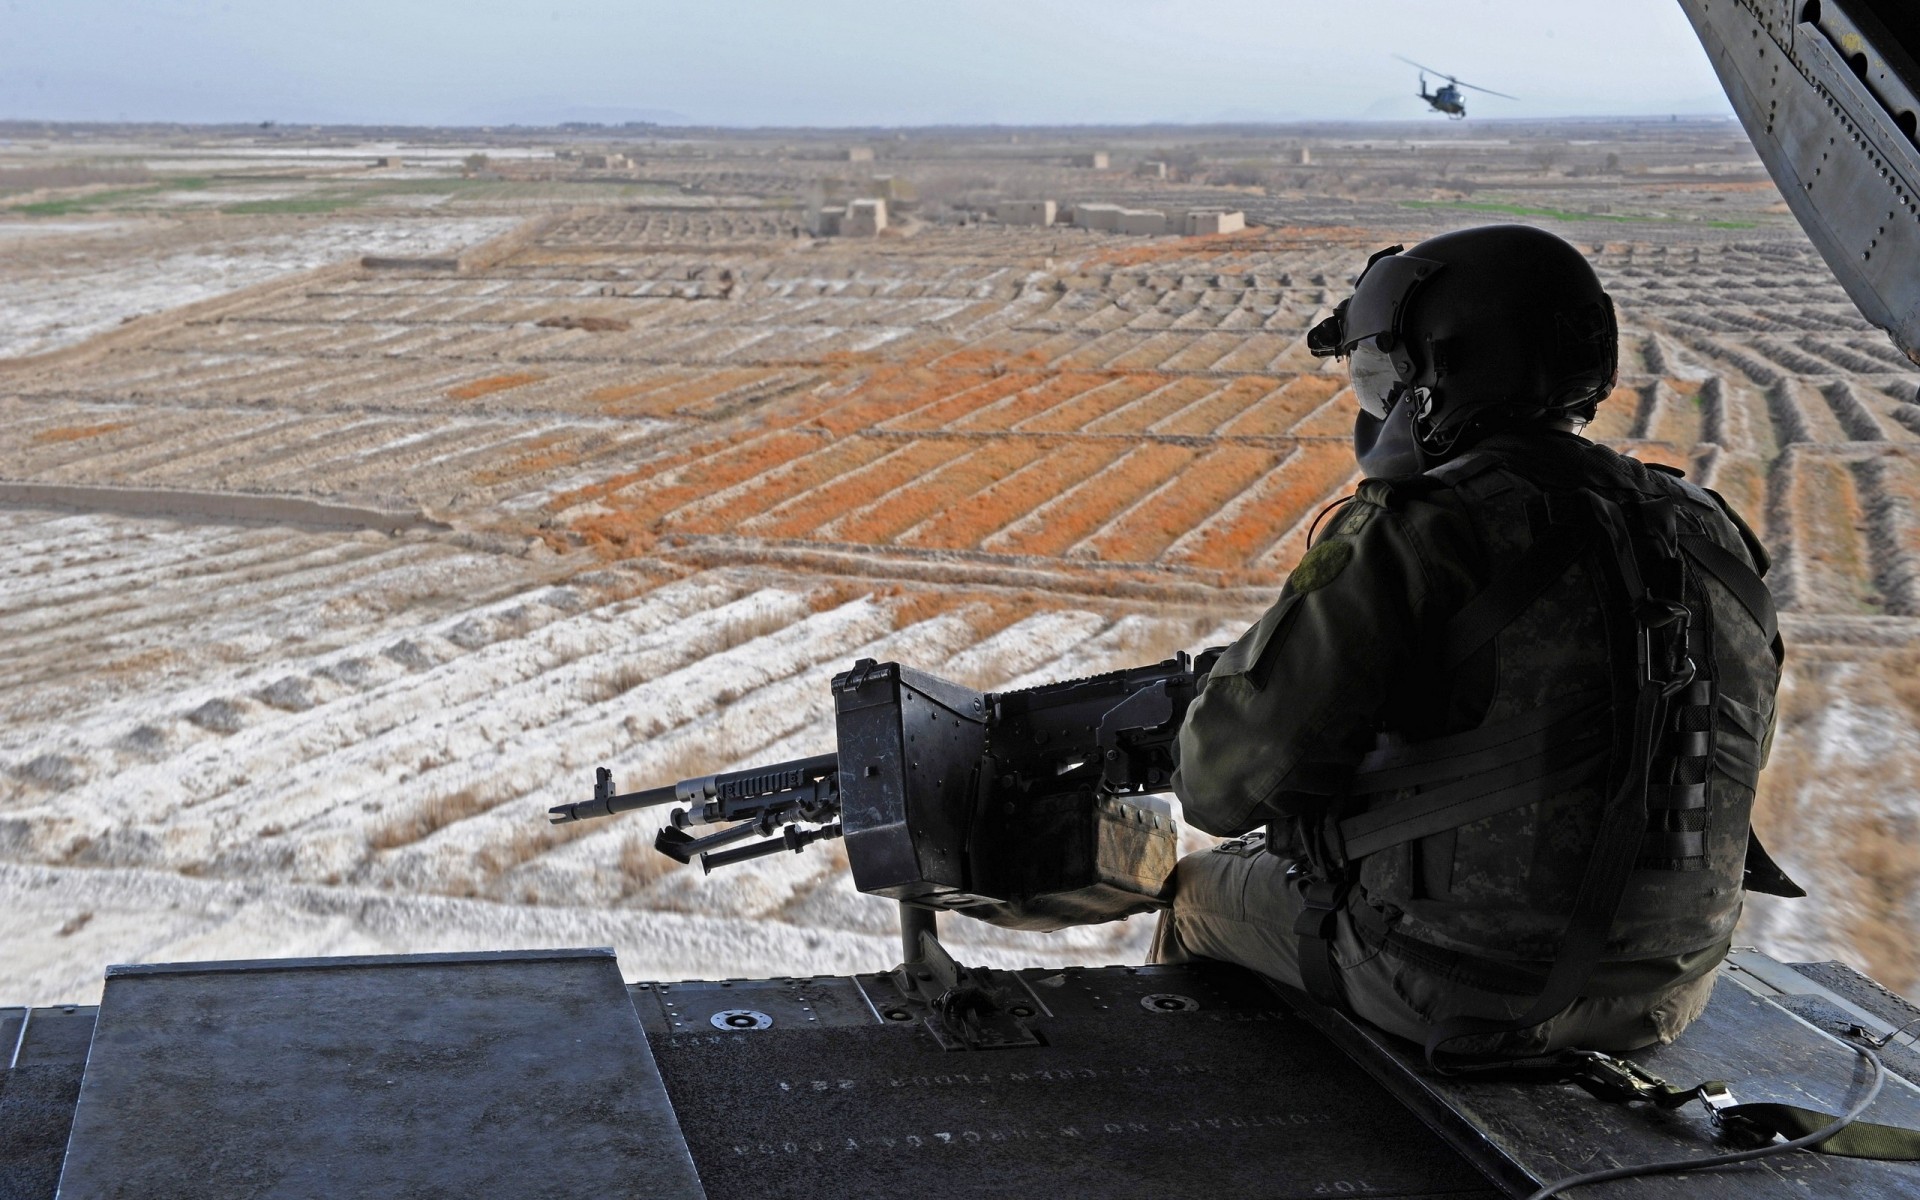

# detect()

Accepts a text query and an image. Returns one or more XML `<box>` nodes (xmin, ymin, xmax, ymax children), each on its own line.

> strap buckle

<box><xmin>1698</xmin><ymin>1080</ymin><xmax>1740</xmax><ymax>1125</ymax></box>
<box><xmin>1562</xmin><ymin>1050</ymin><xmax>1715</xmax><ymax>1110</ymax></box>
<box><xmin>1631</xmin><ymin>596</ymin><xmax>1695</xmax><ymax>695</ymax></box>
<box><xmin>1696</xmin><ymin>1080</ymin><xmax>1776</xmax><ymax>1147</ymax></box>
<box><xmin>1633</xmin><ymin>598</ymin><xmax>1690</xmax><ymax>630</ymax></box>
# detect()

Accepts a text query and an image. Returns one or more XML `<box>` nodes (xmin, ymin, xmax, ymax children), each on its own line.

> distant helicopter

<box><xmin>1396</xmin><ymin>55</ymin><xmax>1517</xmax><ymax>118</ymax></box>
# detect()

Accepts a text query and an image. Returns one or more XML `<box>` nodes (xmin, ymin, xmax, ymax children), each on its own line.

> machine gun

<box><xmin>549</xmin><ymin>648</ymin><xmax>1223</xmax><ymax>928</ymax></box>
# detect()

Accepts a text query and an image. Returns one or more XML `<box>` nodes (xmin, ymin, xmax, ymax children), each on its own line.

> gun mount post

<box><xmin>898</xmin><ymin>902</ymin><xmax>937</xmax><ymax>966</ymax></box>
<box><xmin>885</xmin><ymin>904</ymin><xmax>1043</xmax><ymax>1051</ymax></box>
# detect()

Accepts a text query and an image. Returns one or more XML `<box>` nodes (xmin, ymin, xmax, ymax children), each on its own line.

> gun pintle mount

<box><xmin>548</xmin><ymin>650</ymin><xmax>1220</xmax><ymax>923</ymax></box>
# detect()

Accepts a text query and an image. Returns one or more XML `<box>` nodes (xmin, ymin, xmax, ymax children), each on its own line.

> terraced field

<box><xmin>3</xmin><ymin>121</ymin><xmax>1917</xmax><ymax>1004</ymax></box>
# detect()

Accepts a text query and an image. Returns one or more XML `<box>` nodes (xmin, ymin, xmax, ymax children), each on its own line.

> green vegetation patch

<box><xmin>13</xmin><ymin>175</ymin><xmax>213</xmax><ymax>215</ymax></box>
<box><xmin>220</xmin><ymin>194</ymin><xmax>364</xmax><ymax>214</ymax></box>
<box><xmin>17</xmin><ymin>185</ymin><xmax>165</xmax><ymax>216</ymax></box>
<box><xmin>363</xmin><ymin>178</ymin><xmax>491</xmax><ymax>196</ymax></box>
<box><xmin>1401</xmin><ymin>198</ymin><xmax>1758</xmax><ymax>230</ymax></box>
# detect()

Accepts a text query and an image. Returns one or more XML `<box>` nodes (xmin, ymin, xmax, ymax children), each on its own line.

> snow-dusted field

<box><xmin>0</xmin><ymin>507</ymin><xmax>1235</xmax><ymax>1005</ymax></box>
<box><xmin>0</xmin><ymin>216</ymin><xmax>517</xmax><ymax>358</ymax></box>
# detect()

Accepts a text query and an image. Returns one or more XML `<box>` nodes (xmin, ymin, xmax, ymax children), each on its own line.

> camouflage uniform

<box><xmin>1155</xmin><ymin>430</ymin><xmax>1782</xmax><ymax>1055</ymax></box>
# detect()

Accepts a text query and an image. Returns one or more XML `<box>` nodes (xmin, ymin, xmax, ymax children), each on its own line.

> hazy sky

<box><xmin>3</xmin><ymin>0</ymin><xmax>1735</xmax><ymax>127</ymax></box>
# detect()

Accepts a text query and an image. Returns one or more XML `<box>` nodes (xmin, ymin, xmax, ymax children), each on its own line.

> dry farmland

<box><xmin>2</xmin><ymin>120</ymin><xmax>1917</xmax><ymax>1005</ymax></box>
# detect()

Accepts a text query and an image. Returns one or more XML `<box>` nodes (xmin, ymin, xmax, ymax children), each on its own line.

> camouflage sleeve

<box><xmin>1170</xmin><ymin>488</ymin><xmax>1483</xmax><ymax>837</ymax></box>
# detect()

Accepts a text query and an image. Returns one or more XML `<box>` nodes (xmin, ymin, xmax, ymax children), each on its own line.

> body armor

<box><xmin>1289</xmin><ymin>435</ymin><xmax>1793</xmax><ymax>1055</ymax></box>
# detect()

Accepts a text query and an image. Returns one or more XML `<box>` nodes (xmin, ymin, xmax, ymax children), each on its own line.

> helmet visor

<box><xmin>1348</xmin><ymin>339</ymin><xmax>1403</xmax><ymax>419</ymax></box>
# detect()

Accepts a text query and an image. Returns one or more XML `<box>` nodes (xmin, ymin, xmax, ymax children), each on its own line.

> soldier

<box><xmin>1152</xmin><ymin>224</ymin><xmax>1800</xmax><ymax>1061</ymax></box>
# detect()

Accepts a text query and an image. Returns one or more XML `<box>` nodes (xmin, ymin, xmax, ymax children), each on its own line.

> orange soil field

<box><xmin>1650</xmin><ymin>379</ymin><xmax>1707</xmax><ymax>446</ymax></box>
<box><xmin>471</xmin><ymin>432</ymin><xmax>584</xmax><ymax>486</ymax></box>
<box><xmin>673</xmin><ymin>435</ymin><xmax>901</xmax><ymax>534</ymax></box>
<box><xmin>8</xmin><ymin>123</ymin><xmax>1920</xmax><ymax>1003</ymax></box>
<box><xmin>1083</xmin><ymin>376</ymin><xmax>1221</xmax><ymax>434</ymax></box>
<box><xmin>1209</xmin><ymin>334</ymin><xmax>1308</xmax><ymax>375</ymax></box>
<box><xmin>820</xmin><ymin>439</ymin><xmax>1052</xmax><ymax>544</ymax></box>
<box><xmin>1585</xmin><ymin>386</ymin><xmax>1644</xmax><ymax>441</ymax></box>
<box><xmin>1789</xmin><ymin>455</ymin><xmax>1874</xmax><ymax>612</ymax></box>
<box><xmin>1152</xmin><ymin>376</ymin><xmax>1286</xmax><ymax>436</ymax></box>
<box><xmin>585</xmin><ymin>368</ymin><xmax>799</xmax><ymax>418</ymax></box>
<box><xmin>31</xmin><ymin>422</ymin><xmax>131</xmax><ymax>444</ymax></box>
<box><xmin>900</xmin><ymin>439</ymin><xmax>1129</xmax><ymax>551</ymax></box>
<box><xmin>1016</xmin><ymin>375</ymin><xmax>1175</xmax><ymax>433</ymax></box>
<box><xmin>825</xmin><ymin>370</ymin><xmax>1036</xmax><ymax>435</ymax></box>
<box><xmin>1709</xmin><ymin>453</ymin><xmax>1769</xmax><ymax>533</ymax></box>
<box><xmin>1172</xmin><ymin>441</ymin><xmax>1360</xmax><ymax>572</ymax></box>
<box><xmin>743</xmin><ymin>439</ymin><xmax>970</xmax><ymax>540</ymax></box>
<box><xmin>1082</xmin><ymin>444</ymin><xmax>1288</xmax><ymax>562</ymax></box>
<box><xmin>984</xmin><ymin>442</ymin><xmax>1198</xmax><ymax>558</ymax></box>
<box><xmin>952</xmin><ymin>371</ymin><xmax>1134</xmax><ymax>433</ymax></box>
<box><xmin>1217</xmin><ymin>375</ymin><xmax>1346</xmax><ymax>437</ymax></box>
<box><xmin>446</xmin><ymin>371</ymin><xmax>546</xmax><ymax>401</ymax></box>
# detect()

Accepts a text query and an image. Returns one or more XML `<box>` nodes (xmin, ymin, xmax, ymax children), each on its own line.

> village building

<box><xmin>843</xmin><ymin>197</ymin><xmax>888</xmax><ymax>236</ymax></box>
<box><xmin>998</xmin><ymin>200</ymin><xmax>1057</xmax><ymax>226</ymax></box>
<box><xmin>1183</xmin><ymin>210</ymin><xmax>1246</xmax><ymax>236</ymax></box>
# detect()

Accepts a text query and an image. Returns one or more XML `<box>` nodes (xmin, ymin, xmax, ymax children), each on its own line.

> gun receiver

<box><xmin>556</xmin><ymin>650</ymin><xmax>1222</xmax><ymax>919</ymax></box>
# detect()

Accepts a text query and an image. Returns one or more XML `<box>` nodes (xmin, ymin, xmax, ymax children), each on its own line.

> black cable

<box><xmin>1305</xmin><ymin>495</ymin><xmax>1357</xmax><ymax>547</ymax></box>
<box><xmin>1524</xmin><ymin>1039</ymin><xmax>1887</xmax><ymax>1200</ymax></box>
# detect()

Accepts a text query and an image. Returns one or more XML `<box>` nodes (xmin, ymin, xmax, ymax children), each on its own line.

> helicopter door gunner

<box><xmin>1152</xmin><ymin>224</ymin><xmax>1801</xmax><ymax>1060</ymax></box>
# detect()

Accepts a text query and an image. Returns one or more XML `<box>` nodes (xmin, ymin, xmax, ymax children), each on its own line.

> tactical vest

<box><xmin>1289</xmin><ymin>444</ymin><xmax>1796</xmax><ymax>1057</ymax></box>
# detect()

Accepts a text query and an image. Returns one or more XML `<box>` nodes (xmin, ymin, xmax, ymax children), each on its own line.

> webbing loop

<box><xmin>1291</xmin><ymin>876</ymin><xmax>1350</xmax><ymax>1010</ymax></box>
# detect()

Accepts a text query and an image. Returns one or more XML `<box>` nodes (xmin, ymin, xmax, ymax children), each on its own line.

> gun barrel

<box><xmin>553</xmin><ymin>753</ymin><xmax>841</xmax><ymax>825</ymax></box>
<box><xmin>548</xmin><ymin>780</ymin><xmax>678</xmax><ymax>824</ymax></box>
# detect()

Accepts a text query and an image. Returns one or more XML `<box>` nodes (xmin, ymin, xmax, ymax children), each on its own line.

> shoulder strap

<box><xmin>1679</xmin><ymin>533</ymin><xmax>1781</xmax><ymax>652</ymax></box>
<box><xmin>1424</xmin><ymin>449</ymin><xmax>1502</xmax><ymax>487</ymax></box>
<box><xmin>1436</xmin><ymin>491</ymin><xmax>1600</xmax><ymax>672</ymax></box>
<box><xmin>1701</xmin><ymin>485</ymin><xmax>1773</xmax><ymax>577</ymax></box>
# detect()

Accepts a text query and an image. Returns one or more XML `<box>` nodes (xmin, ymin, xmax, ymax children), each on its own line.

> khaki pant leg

<box><xmin>1149</xmin><ymin>839</ymin><xmax>1438</xmax><ymax>1046</ymax></box>
<box><xmin>1149</xmin><ymin>836</ymin><xmax>1307</xmax><ymax>984</ymax></box>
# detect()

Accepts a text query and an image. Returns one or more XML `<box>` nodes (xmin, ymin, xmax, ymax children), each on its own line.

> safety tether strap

<box><xmin>1475</xmin><ymin>1046</ymin><xmax>1920</xmax><ymax>1163</ymax></box>
<box><xmin>1719</xmin><ymin>1103</ymin><xmax>1920</xmax><ymax>1158</ymax></box>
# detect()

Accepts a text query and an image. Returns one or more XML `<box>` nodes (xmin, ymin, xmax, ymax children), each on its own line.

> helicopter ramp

<box><xmin>5</xmin><ymin>949</ymin><xmax>1920</xmax><ymax>1198</ymax></box>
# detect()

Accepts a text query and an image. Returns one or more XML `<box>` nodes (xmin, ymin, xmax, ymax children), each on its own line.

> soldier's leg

<box><xmin>1150</xmin><ymin>837</ymin><xmax>1719</xmax><ymax>1054</ymax></box>
<box><xmin>1149</xmin><ymin>835</ymin><xmax>1444</xmax><ymax>1045</ymax></box>
<box><xmin>1382</xmin><ymin>956</ymin><xmax>1720</xmax><ymax>1056</ymax></box>
<box><xmin>1149</xmin><ymin>833</ymin><xmax>1307</xmax><ymax>982</ymax></box>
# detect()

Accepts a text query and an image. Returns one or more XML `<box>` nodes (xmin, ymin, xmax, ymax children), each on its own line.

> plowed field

<box><xmin>4</xmin><ymin>121</ymin><xmax>1918</xmax><ymax>1003</ymax></box>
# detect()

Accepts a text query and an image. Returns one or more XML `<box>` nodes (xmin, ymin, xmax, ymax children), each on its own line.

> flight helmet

<box><xmin>1307</xmin><ymin>224</ymin><xmax>1618</xmax><ymax>476</ymax></box>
